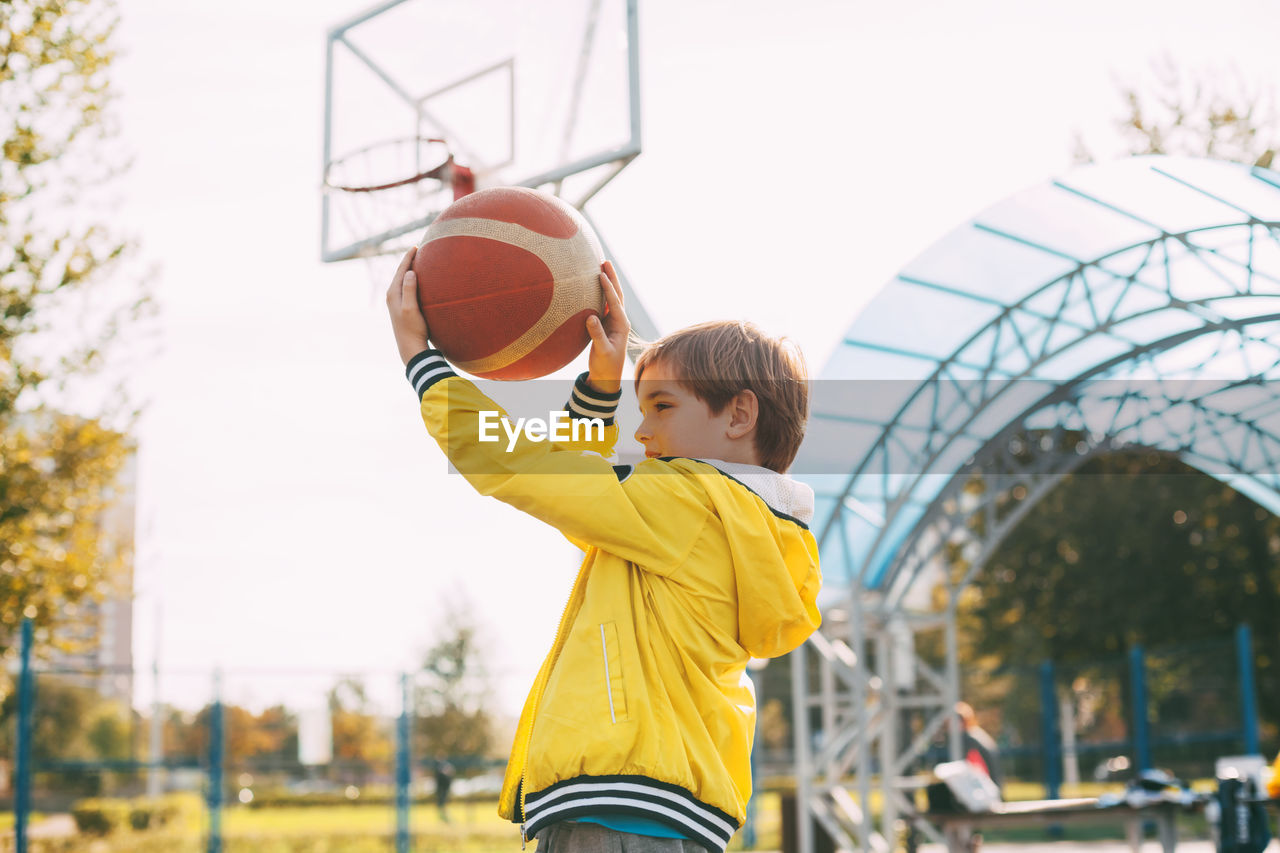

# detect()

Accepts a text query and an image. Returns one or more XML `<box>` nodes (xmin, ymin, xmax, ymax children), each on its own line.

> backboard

<box><xmin>320</xmin><ymin>0</ymin><xmax>641</xmax><ymax>264</ymax></box>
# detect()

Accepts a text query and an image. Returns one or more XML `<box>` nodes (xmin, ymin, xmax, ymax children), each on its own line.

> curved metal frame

<box><xmin>793</xmin><ymin>158</ymin><xmax>1280</xmax><ymax>852</ymax></box>
<box><xmin>819</xmin><ymin>216</ymin><xmax>1280</xmax><ymax>590</ymax></box>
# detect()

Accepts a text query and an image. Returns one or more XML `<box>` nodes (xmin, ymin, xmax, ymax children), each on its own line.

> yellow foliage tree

<box><xmin>0</xmin><ymin>0</ymin><xmax>152</xmax><ymax>670</ymax></box>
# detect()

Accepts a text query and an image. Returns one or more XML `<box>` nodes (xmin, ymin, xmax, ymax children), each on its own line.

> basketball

<box><xmin>413</xmin><ymin>187</ymin><xmax>606</xmax><ymax>380</ymax></box>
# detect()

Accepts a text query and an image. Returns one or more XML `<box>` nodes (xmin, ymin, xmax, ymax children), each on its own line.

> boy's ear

<box><xmin>725</xmin><ymin>389</ymin><xmax>759</xmax><ymax>439</ymax></box>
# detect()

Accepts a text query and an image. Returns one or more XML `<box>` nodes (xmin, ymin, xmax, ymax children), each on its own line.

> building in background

<box><xmin>48</xmin><ymin>452</ymin><xmax>136</xmax><ymax>706</ymax></box>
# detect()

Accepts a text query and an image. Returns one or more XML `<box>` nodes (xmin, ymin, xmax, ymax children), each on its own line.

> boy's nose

<box><xmin>634</xmin><ymin>422</ymin><xmax>651</xmax><ymax>443</ymax></box>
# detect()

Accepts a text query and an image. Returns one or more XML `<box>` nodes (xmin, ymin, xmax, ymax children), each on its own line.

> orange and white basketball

<box><xmin>413</xmin><ymin>187</ymin><xmax>605</xmax><ymax>380</ymax></box>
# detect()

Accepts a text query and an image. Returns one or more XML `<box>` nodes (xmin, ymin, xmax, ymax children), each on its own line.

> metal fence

<box><xmin>7</xmin><ymin>620</ymin><xmax>1270</xmax><ymax>850</ymax></box>
<box><xmin>945</xmin><ymin>624</ymin><xmax>1265</xmax><ymax>794</ymax></box>
<box><xmin>6</xmin><ymin>619</ymin><xmax>512</xmax><ymax>853</ymax></box>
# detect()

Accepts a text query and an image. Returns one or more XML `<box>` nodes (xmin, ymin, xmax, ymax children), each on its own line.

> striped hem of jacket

<box><xmin>523</xmin><ymin>775</ymin><xmax>737</xmax><ymax>853</ymax></box>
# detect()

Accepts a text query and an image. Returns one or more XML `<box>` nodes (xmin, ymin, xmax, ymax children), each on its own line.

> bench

<box><xmin>928</xmin><ymin>797</ymin><xmax>1189</xmax><ymax>853</ymax></box>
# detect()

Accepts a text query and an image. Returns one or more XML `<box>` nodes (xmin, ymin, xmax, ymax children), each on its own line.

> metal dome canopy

<box><xmin>796</xmin><ymin>155</ymin><xmax>1280</xmax><ymax>598</ymax></box>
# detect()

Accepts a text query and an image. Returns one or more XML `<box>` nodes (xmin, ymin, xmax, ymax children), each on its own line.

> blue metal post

<box><xmin>207</xmin><ymin>671</ymin><xmax>223</xmax><ymax>853</ymax></box>
<box><xmin>1236</xmin><ymin>624</ymin><xmax>1261</xmax><ymax>755</ymax></box>
<box><xmin>15</xmin><ymin>619</ymin><xmax>34</xmax><ymax>853</ymax></box>
<box><xmin>1039</xmin><ymin>660</ymin><xmax>1061</xmax><ymax>799</ymax></box>
<box><xmin>1129</xmin><ymin>645</ymin><xmax>1152</xmax><ymax>772</ymax></box>
<box><xmin>396</xmin><ymin>673</ymin><xmax>411</xmax><ymax>853</ymax></box>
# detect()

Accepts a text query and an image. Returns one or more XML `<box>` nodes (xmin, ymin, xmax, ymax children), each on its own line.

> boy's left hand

<box><xmin>386</xmin><ymin>247</ymin><xmax>431</xmax><ymax>366</ymax></box>
<box><xmin>585</xmin><ymin>260</ymin><xmax>629</xmax><ymax>395</ymax></box>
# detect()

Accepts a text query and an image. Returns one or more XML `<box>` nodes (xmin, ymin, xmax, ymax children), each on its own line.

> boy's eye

<box><xmin>654</xmin><ymin>403</ymin><xmax>671</xmax><ymax>411</ymax></box>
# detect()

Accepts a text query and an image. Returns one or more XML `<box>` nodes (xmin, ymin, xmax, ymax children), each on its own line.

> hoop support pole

<box><xmin>569</xmin><ymin>152</ymin><xmax>637</xmax><ymax>209</ymax></box>
<box><xmin>579</xmin><ymin>205</ymin><xmax>657</xmax><ymax>344</ymax></box>
<box><xmin>321</xmin><ymin>34</ymin><xmax>336</xmax><ymax>261</ymax></box>
<box><xmin>415</xmin><ymin>58</ymin><xmax>515</xmax><ymax>171</ymax></box>
<box><xmin>322</xmin><ymin>214</ymin><xmax>440</xmax><ymax>264</ymax></box>
<box><xmin>516</xmin><ymin>144</ymin><xmax>641</xmax><ymax>193</ymax></box>
<box><xmin>626</xmin><ymin>0</ymin><xmax>642</xmax><ymax>153</ymax></box>
<box><xmin>336</xmin><ymin>34</ymin><xmax>417</xmax><ymax>109</ymax></box>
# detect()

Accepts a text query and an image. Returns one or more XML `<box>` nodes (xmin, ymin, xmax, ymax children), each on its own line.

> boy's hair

<box><xmin>634</xmin><ymin>320</ymin><xmax>809</xmax><ymax>472</ymax></box>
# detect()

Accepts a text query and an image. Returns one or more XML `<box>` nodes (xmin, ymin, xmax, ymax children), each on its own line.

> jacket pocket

<box><xmin>598</xmin><ymin>622</ymin><xmax>629</xmax><ymax>724</ymax></box>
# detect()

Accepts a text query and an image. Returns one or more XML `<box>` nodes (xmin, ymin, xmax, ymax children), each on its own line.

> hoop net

<box><xmin>323</xmin><ymin>137</ymin><xmax>476</xmax><ymax>260</ymax></box>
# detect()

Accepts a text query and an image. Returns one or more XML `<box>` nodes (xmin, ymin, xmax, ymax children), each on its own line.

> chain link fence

<box><xmin>5</xmin><ymin>624</ymin><xmax>513</xmax><ymax>852</ymax></box>
<box><xmin>953</xmin><ymin>627</ymin><xmax>1263</xmax><ymax>793</ymax></box>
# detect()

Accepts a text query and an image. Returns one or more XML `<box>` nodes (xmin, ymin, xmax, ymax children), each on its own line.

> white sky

<box><xmin>114</xmin><ymin>0</ymin><xmax>1280</xmax><ymax>716</ymax></box>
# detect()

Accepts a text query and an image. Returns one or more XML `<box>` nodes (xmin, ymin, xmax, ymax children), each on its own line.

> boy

<box><xmin>386</xmin><ymin>248</ymin><xmax>821</xmax><ymax>852</ymax></box>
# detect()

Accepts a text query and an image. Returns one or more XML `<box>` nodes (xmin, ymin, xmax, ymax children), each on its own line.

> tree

<box><xmin>221</xmin><ymin>705</ymin><xmax>292</xmax><ymax>766</ymax></box>
<box><xmin>952</xmin><ymin>61</ymin><xmax>1280</xmax><ymax>757</ymax></box>
<box><xmin>414</xmin><ymin>599</ymin><xmax>496</xmax><ymax>765</ymax></box>
<box><xmin>1074</xmin><ymin>55</ymin><xmax>1278</xmax><ymax>166</ymax></box>
<box><xmin>0</xmin><ymin>0</ymin><xmax>152</xmax><ymax>667</ymax></box>
<box><xmin>958</xmin><ymin>452</ymin><xmax>1280</xmax><ymax>746</ymax></box>
<box><xmin>0</xmin><ymin>678</ymin><xmax>137</xmax><ymax>794</ymax></box>
<box><xmin>159</xmin><ymin>705</ymin><xmax>204</xmax><ymax>761</ymax></box>
<box><xmin>328</xmin><ymin>677</ymin><xmax>392</xmax><ymax>783</ymax></box>
<box><xmin>253</xmin><ymin>704</ymin><xmax>300</xmax><ymax>769</ymax></box>
<box><xmin>85</xmin><ymin>699</ymin><xmax>133</xmax><ymax>761</ymax></box>
<box><xmin>170</xmin><ymin>703</ymin><xmax>300</xmax><ymax>769</ymax></box>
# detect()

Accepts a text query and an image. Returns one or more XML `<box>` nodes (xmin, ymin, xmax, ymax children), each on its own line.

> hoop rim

<box><xmin>323</xmin><ymin>136</ymin><xmax>454</xmax><ymax>194</ymax></box>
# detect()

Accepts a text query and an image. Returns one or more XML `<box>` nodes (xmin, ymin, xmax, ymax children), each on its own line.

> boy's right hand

<box><xmin>385</xmin><ymin>247</ymin><xmax>431</xmax><ymax>366</ymax></box>
<box><xmin>585</xmin><ymin>260</ymin><xmax>629</xmax><ymax>395</ymax></box>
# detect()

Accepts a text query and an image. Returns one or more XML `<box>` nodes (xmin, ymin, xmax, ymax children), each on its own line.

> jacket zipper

<box><xmin>520</xmin><ymin>552</ymin><xmax>592</xmax><ymax>848</ymax></box>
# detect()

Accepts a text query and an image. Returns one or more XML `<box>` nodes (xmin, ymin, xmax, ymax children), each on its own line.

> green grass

<box><xmin>1</xmin><ymin>795</ymin><xmax>786</xmax><ymax>852</ymax></box>
<box><xmin>221</xmin><ymin>801</ymin><xmax>517</xmax><ymax>851</ymax></box>
<box><xmin>220</xmin><ymin>794</ymin><xmax>785</xmax><ymax>850</ymax></box>
<box><xmin>22</xmin><ymin>782</ymin><xmax>1222</xmax><ymax>851</ymax></box>
<box><xmin>0</xmin><ymin>813</ymin><xmax>46</xmax><ymax>831</ymax></box>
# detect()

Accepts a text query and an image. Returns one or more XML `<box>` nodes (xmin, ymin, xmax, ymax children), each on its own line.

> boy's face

<box><xmin>635</xmin><ymin>359</ymin><xmax>738</xmax><ymax>462</ymax></box>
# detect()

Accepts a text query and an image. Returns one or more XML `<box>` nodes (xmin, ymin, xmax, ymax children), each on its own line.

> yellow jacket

<box><xmin>408</xmin><ymin>351</ymin><xmax>822</xmax><ymax>852</ymax></box>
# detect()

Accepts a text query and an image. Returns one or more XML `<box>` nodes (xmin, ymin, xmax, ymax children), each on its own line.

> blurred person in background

<box><xmin>956</xmin><ymin>701</ymin><xmax>1003</xmax><ymax>795</ymax></box>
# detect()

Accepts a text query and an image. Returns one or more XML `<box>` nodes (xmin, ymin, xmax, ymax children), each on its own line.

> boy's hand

<box><xmin>586</xmin><ymin>260</ymin><xmax>628</xmax><ymax>395</ymax></box>
<box><xmin>386</xmin><ymin>247</ymin><xmax>430</xmax><ymax>366</ymax></box>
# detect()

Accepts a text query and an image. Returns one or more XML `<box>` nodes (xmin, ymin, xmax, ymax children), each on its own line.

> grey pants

<box><xmin>534</xmin><ymin>821</ymin><xmax>712</xmax><ymax>852</ymax></box>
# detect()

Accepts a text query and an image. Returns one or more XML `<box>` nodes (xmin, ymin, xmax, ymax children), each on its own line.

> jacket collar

<box><xmin>693</xmin><ymin>459</ymin><xmax>815</xmax><ymax>525</ymax></box>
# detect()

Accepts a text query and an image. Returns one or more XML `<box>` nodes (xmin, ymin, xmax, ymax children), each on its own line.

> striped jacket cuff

<box><xmin>565</xmin><ymin>373</ymin><xmax>621</xmax><ymax>426</ymax></box>
<box><xmin>405</xmin><ymin>350</ymin><xmax>456</xmax><ymax>400</ymax></box>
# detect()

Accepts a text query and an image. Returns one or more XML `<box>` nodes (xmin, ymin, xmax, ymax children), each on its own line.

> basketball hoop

<box><xmin>324</xmin><ymin>136</ymin><xmax>454</xmax><ymax>195</ymax></box>
<box><xmin>325</xmin><ymin>136</ymin><xmax>477</xmax><ymax>198</ymax></box>
<box><xmin>322</xmin><ymin>136</ymin><xmax>476</xmax><ymax>263</ymax></box>
<box><xmin>320</xmin><ymin>0</ymin><xmax>641</xmax><ymax>271</ymax></box>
